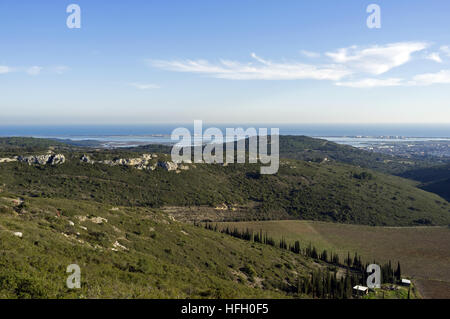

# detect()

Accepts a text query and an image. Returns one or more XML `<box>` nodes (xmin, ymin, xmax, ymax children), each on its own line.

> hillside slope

<box><xmin>0</xmin><ymin>149</ymin><xmax>448</xmax><ymax>226</ymax></box>
<box><xmin>399</xmin><ymin>164</ymin><xmax>450</xmax><ymax>201</ymax></box>
<box><xmin>278</xmin><ymin>135</ymin><xmax>438</xmax><ymax>175</ymax></box>
<box><xmin>0</xmin><ymin>194</ymin><xmax>348</xmax><ymax>298</ymax></box>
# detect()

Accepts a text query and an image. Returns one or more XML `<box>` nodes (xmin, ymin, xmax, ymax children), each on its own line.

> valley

<box><xmin>0</xmin><ymin>136</ymin><xmax>448</xmax><ymax>299</ymax></box>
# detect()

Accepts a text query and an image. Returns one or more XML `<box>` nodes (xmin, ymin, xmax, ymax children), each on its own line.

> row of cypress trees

<box><xmin>200</xmin><ymin>223</ymin><xmax>403</xmax><ymax>290</ymax></box>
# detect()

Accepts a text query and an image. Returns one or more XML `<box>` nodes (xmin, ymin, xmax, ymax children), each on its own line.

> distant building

<box><xmin>353</xmin><ymin>285</ymin><xmax>369</xmax><ymax>296</ymax></box>
<box><xmin>401</xmin><ymin>279</ymin><xmax>411</xmax><ymax>286</ymax></box>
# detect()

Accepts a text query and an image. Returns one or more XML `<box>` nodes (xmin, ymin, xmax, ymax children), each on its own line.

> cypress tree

<box><xmin>395</xmin><ymin>262</ymin><xmax>401</xmax><ymax>282</ymax></box>
<box><xmin>345</xmin><ymin>252</ymin><xmax>352</xmax><ymax>267</ymax></box>
<box><xmin>321</xmin><ymin>249</ymin><xmax>328</xmax><ymax>262</ymax></box>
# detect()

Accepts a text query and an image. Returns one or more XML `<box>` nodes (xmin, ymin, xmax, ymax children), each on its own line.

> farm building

<box><xmin>353</xmin><ymin>285</ymin><xmax>369</xmax><ymax>296</ymax></box>
<box><xmin>401</xmin><ymin>279</ymin><xmax>411</xmax><ymax>286</ymax></box>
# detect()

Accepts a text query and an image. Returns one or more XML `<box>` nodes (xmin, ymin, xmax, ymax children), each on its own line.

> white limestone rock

<box><xmin>158</xmin><ymin>161</ymin><xmax>178</xmax><ymax>171</ymax></box>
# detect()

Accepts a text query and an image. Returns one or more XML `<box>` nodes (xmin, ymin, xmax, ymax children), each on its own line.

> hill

<box><xmin>278</xmin><ymin>135</ymin><xmax>437</xmax><ymax>175</ymax></box>
<box><xmin>0</xmin><ymin>193</ymin><xmax>387</xmax><ymax>299</ymax></box>
<box><xmin>0</xmin><ymin>137</ymin><xmax>69</xmax><ymax>153</ymax></box>
<box><xmin>0</xmin><ymin>146</ymin><xmax>449</xmax><ymax>226</ymax></box>
<box><xmin>399</xmin><ymin>164</ymin><xmax>450</xmax><ymax>202</ymax></box>
<box><xmin>0</xmin><ymin>137</ymin><xmax>435</xmax><ymax>299</ymax></box>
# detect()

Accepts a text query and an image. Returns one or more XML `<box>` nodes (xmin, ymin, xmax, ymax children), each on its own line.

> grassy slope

<box><xmin>399</xmin><ymin>164</ymin><xmax>450</xmax><ymax>201</ymax></box>
<box><xmin>0</xmin><ymin>151</ymin><xmax>449</xmax><ymax>226</ymax></box>
<box><xmin>278</xmin><ymin>136</ymin><xmax>450</xmax><ymax>203</ymax></box>
<box><xmin>0</xmin><ymin>194</ymin><xmax>330</xmax><ymax>298</ymax></box>
<box><xmin>216</xmin><ymin>220</ymin><xmax>450</xmax><ymax>298</ymax></box>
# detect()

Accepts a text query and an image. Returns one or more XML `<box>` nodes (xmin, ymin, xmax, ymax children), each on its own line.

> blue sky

<box><xmin>1</xmin><ymin>0</ymin><xmax>450</xmax><ymax>124</ymax></box>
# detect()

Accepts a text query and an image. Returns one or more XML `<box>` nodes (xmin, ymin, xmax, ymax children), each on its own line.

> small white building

<box><xmin>353</xmin><ymin>285</ymin><xmax>369</xmax><ymax>296</ymax></box>
<box><xmin>401</xmin><ymin>279</ymin><xmax>411</xmax><ymax>286</ymax></box>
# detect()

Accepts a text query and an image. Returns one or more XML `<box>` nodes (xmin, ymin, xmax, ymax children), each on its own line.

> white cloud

<box><xmin>52</xmin><ymin>65</ymin><xmax>70</xmax><ymax>74</ymax></box>
<box><xmin>0</xmin><ymin>65</ymin><xmax>11</xmax><ymax>74</ymax></box>
<box><xmin>410</xmin><ymin>69</ymin><xmax>450</xmax><ymax>86</ymax></box>
<box><xmin>129</xmin><ymin>82</ymin><xmax>160</xmax><ymax>90</ymax></box>
<box><xmin>149</xmin><ymin>53</ymin><xmax>352</xmax><ymax>81</ymax></box>
<box><xmin>440</xmin><ymin>45</ymin><xmax>450</xmax><ymax>56</ymax></box>
<box><xmin>27</xmin><ymin>66</ymin><xmax>43</xmax><ymax>76</ymax></box>
<box><xmin>0</xmin><ymin>65</ymin><xmax>69</xmax><ymax>76</ymax></box>
<box><xmin>426</xmin><ymin>52</ymin><xmax>442</xmax><ymax>63</ymax></box>
<box><xmin>326</xmin><ymin>42</ymin><xmax>428</xmax><ymax>75</ymax></box>
<box><xmin>148</xmin><ymin>42</ymin><xmax>450</xmax><ymax>88</ymax></box>
<box><xmin>338</xmin><ymin>70</ymin><xmax>450</xmax><ymax>88</ymax></box>
<box><xmin>336</xmin><ymin>78</ymin><xmax>404</xmax><ymax>88</ymax></box>
<box><xmin>300</xmin><ymin>50</ymin><xmax>320</xmax><ymax>58</ymax></box>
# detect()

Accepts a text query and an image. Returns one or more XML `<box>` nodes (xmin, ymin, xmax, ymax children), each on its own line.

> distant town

<box><xmin>323</xmin><ymin>136</ymin><xmax>450</xmax><ymax>161</ymax></box>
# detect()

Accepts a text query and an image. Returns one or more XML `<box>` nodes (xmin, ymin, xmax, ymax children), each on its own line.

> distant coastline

<box><xmin>1</xmin><ymin>124</ymin><xmax>450</xmax><ymax>148</ymax></box>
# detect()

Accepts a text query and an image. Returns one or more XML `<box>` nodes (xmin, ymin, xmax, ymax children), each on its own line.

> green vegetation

<box><xmin>278</xmin><ymin>135</ymin><xmax>437</xmax><ymax>175</ymax></box>
<box><xmin>364</xmin><ymin>284</ymin><xmax>419</xmax><ymax>299</ymax></box>
<box><xmin>0</xmin><ymin>194</ymin><xmax>374</xmax><ymax>299</ymax></box>
<box><xmin>0</xmin><ymin>137</ymin><xmax>66</xmax><ymax>149</ymax></box>
<box><xmin>400</xmin><ymin>164</ymin><xmax>450</xmax><ymax>201</ymax></box>
<box><xmin>1</xmin><ymin>155</ymin><xmax>449</xmax><ymax>226</ymax></box>
<box><xmin>203</xmin><ymin>222</ymin><xmax>405</xmax><ymax>289</ymax></box>
<box><xmin>0</xmin><ymin>137</ymin><xmax>449</xmax><ymax>226</ymax></box>
<box><xmin>277</xmin><ymin>136</ymin><xmax>450</xmax><ymax>202</ymax></box>
<box><xmin>215</xmin><ymin>220</ymin><xmax>450</xmax><ymax>298</ymax></box>
<box><xmin>0</xmin><ymin>136</ymin><xmax>448</xmax><ymax>299</ymax></box>
<box><xmin>0</xmin><ymin>137</ymin><xmax>69</xmax><ymax>156</ymax></box>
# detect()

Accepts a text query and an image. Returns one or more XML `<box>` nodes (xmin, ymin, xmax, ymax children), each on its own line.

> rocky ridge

<box><xmin>0</xmin><ymin>152</ymin><xmax>187</xmax><ymax>172</ymax></box>
<box><xmin>81</xmin><ymin>154</ymin><xmax>186</xmax><ymax>172</ymax></box>
<box><xmin>0</xmin><ymin>154</ymin><xmax>66</xmax><ymax>165</ymax></box>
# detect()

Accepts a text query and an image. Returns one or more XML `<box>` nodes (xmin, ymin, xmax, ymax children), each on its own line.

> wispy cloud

<box><xmin>426</xmin><ymin>52</ymin><xmax>442</xmax><ymax>63</ymax></box>
<box><xmin>27</xmin><ymin>66</ymin><xmax>43</xmax><ymax>76</ymax></box>
<box><xmin>300</xmin><ymin>50</ymin><xmax>320</xmax><ymax>58</ymax></box>
<box><xmin>337</xmin><ymin>70</ymin><xmax>450</xmax><ymax>87</ymax></box>
<box><xmin>149</xmin><ymin>41</ymin><xmax>450</xmax><ymax>88</ymax></box>
<box><xmin>440</xmin><ymin>45</ymin><xmax>450</xmax><ymax>56</ymax></box>
<box><xmin>0</xmin><ymin>65</ymin><xmax>11</xmax><ymax>74</ymax></box>
<box><xmin>129</xmin><ymin>82</ymin><xmax>161</xmax><ymax>90</ymax></box>
<box><xmin>52</xmin><ymin>65</ymin><xmax>70</xmax><ymax>74</ymax></box>
<box><xmin>411</xmin><ymin>69</ymin><xmax>450</xmax><ymax>86</ymax></box>
<box><xmin>325</xmin><ymin>42</ymin><xmax>428</xmax><ymax>75</ymax></box>
<box><xmin>149</xmin><ymin>53</ymin><xmax>351</xmax><ymax>81</ymax></box>
<box><xmin>0</xmin><ymin>64</ymin><xmax>69</xmax><ymax>76</ymax></box>
<box><xmin>336</xmin><ymin>78</ymin><xmax>404</xmax><ymax>88</ymax></box>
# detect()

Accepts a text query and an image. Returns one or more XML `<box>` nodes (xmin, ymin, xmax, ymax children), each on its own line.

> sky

<box><xmin>1</xmin><ymin>0</ymin><xmax>450</xmax><ymax>125</ymax></box>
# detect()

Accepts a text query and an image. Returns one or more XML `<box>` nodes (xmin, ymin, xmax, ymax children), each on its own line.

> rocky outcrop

<box><xmin>0</xmin><ymin>157</ymin><xmax>18</xmax><ymax>163</ymax></box>
<box><xmin>80</xmin><ymin>154</ymin><xmax>184</xmax><ymax>172</ymax></box>
<box><xmin>1</xmin><ymin>154</ymin><xmax>65</xmax><ymax>165</ymax></box>
<box><xmin>17</xmin><ymin>154</ymin><xmax>65</xmax><ymax>165</ymax></box>
<box><xmin>13</xmin><ymin>232</ymin><xmax>23</xmax><ymax>238</ymax></box>
<box><xmin>158</xmin><ymin>161</ymin><xmax>178</xmax><ymax>171</ymax></box>
<box><xmin>51</xmin><ymin>154</ymin><xmax>66</xmax><ymax>165</ymax></box>
<box><xmin>81</xmin><ymin>154</ymin><xmax>159</xmax><ymax>171</ymax></box>
<box><xmin>76</xmin><ymin>215</ymin><xmax>108</xmax><ymax>224</ymax></box>
<box><xmin>100</xmin><ymin>155</ymin><xmax>153</xmax><ymax>170</ymax></box>
<box><xmin>112</xmin><ymin>240</ymin><xmax>128</xmax><ymax>251</ymax></box>
<box><xmin>80</xmin><ymin>154</ymin><xmax>94</xmax><ymax>164</ymax></box>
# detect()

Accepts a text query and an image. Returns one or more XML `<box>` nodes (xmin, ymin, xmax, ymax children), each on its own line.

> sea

<box><xmin>1</xmin><ymin>124</ymin><xmax>449</xmax><ymax>148</ymax></box>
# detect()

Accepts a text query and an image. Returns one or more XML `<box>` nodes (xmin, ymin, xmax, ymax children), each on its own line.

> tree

<box><xmin>321</xmin><ymin>249</ymin><xmax>328</xmax><ymax>262</ymax></box>
<box><xmin>311</xmin><ymin>247</ymin><xmax>318</xmax><ymax>259</ymax></box>
<box><xmin>345</xmin><ymin>252</ymin><xmax>352</xmax><ymax>267</ymax></box>
<box><xmin>291</xmin><ymin>241</ymin><xmax>301</xmax><ymax>254</ymax></box>
<box><xmin>395</xmin><ymin>262</ymin><xmax>401</xmax><ymax>282</ymax></box>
